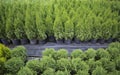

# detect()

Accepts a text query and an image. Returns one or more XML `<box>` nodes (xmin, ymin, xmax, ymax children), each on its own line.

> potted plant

<box><xmin>14</xmin><ymin>2</ymin><xmax>29</xmax><ymax>45</ymax></box>
<box><xmin>45</xmin><ymin>4</ymin><xmax>55</xmax><ymax>42</ymax></box>
<box><xmin>64</xmin><ymin>18</ymin><xmax>74</xmax><ymax>44</ymax></box>
<box><xmin>6</xmin><ymin>6</ymin><xmax>17</xmax><ymax>45</ymax></box>
<box><xmin>53</xmin><ymin>15</ymin><xmax>64</xmax><ymax>44</ymax></box>
<box><xmin>0</xmin><ymin>1</ymin><xmax>9</xmax><ymax>45</ymax></box>
<box><xmin>36</xmin><ymin>4</ymin><xmax>47</xmax><ymax>44</ymax></box>
<box><xmin>25</xmin><ymin>3</ymin><xmax>37</xmax><ymax>44</ymax></box>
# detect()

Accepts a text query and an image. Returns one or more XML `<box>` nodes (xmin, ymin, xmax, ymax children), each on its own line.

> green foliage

<box><xmin>95</xmin><ymin>48</ymin><xmax>110</xmax><ymax>60</ymax></box>
<box><xmin>56</xmin><ymin>70</ymin><xmax>70</xmax><ymax>75</ymax></box>
<box><xmin>11</xmin><ymin>46</ymin><xmax>27</xmax><ymax>61</ymax></box>
<box><xmin>14</xmin><ymin>1</ymin><xmax>27</xmax><ymax>39</ymax></box>
<box><xmin>5</xmin><ymin>1</ymin><xmax>16</xmax><ymax>39</ymax></box>
<box><xmin>5</xmin><ymin>57</ymin><xmax>24</xmax><ymax>74</ymax></box>
<box><xmin>40</xmin><ymin>56</ymin><xmax>56</xmax><ymax>71</ymax></box>
<box><xmin>53</xmin><ymin>16</ymin><xmax>64</xmax><ymax>40</ymax></box>
<box><xmin>92</xmin><ymin>66</ymin><xmax>107</xmax><ymax>75</ymax></box>
<box><xmin>54</xmin><ymin>49</ymin><xmax>68</xmax><ymax>60</ymax></box>
<box><xmin>107</xmin><ymin>48</ymin><xmax>119</xmax><ymax>59</ymax></box>
<box><xmin>26</xmin><ymin>59</ymin><xmax>41</xmax><ymax>73</ymax></box>
<box><xmin>76</xmin><ymin>70</ymin><xmax>89</xmax><ymax>75</ymax></box>
<box><xmin>0</xmin><ymin>0</ymin><xmax>6</xmax><ymax>38</ymax></box>
<box><xmin>99</xmin><ymin>58</ymin><xmax>115</xmax><ymax>72</ymax></box>
<box><xmin>35</xmin><ymin>3</ymin><xmax>47</xmax><ymax>40</ymax></box>
<box><xmin>71</xmin><ymin>49</ymin><xmax>84</xmax><ymax>58</ymax></box>
<box><xmin>0</xmin><ymin>44</ymin><xmax>11</xmax><ymax>74</ymax></box>
<box><xmin>17</xmin><ymin>67</ymin><xmax>37</xmax><ymax>75</ymax></box>
<box><xmin>85</xmin><ymin>48</ymin><xmax>96</xmax><ymax>60</ymax></box>
<box><xmin>108</xmin><ymin>42</ymin><xmax>120</xmax><ymax>50</ymax></box>
<box><xmin>42</xmin><ymin>68</ymin><xmax>55</xmax><ymax>75</ymax></box>
<box><xmin>115</xmin><ymin>56</ymin><xmax>120</xmax><ymax>71</ymax></box>
<box><xmin>87</xmin><ymin>59</ymin><xmax>102</xmax><ymax>73</ymax></box>
<box><xmin>57</xmin><ymin>58</ymin><xmax>71</xmax><ymax>71</ymax></box>
<box><xmin>64</xmin><ymin>18</ymin><xmax>74</xmax><ymax>40</ymax></box>
<box><xmin>42</xmin><ymin>48</ymin><xmax>56</xmax><ymax>58</ymax></box>
<box><xmin>71</xmin><ymin>58</ymin><xmax>89</xmax><ymax>71</ymax></box>
<box><xmin>25</xmin><ymin>2</ymin><xmax>37</xmax><ymax>39</ymax></box>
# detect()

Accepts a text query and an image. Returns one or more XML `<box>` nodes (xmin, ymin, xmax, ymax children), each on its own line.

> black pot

<box><xmin>74</xmin><ymin>38</ymin><xmax>81</xmax><ymax>44</ymax></box>
<box><xmin>91</xmin><ymin>39</ymin><xmax>97</xmax><ymax>44</ymax></box>
<box><xmin>56</xmin><ymin>39</ymin><xmax>64</xmax><ymax>44</ymax></box>
<box><xmin>21</xmin><ymin>39</ymin><xmax>29</xmax><ymax>45</ymax></box>
<box><xmin>38</xmin><ymin>39</ymin><xmax>46</xmax><ymax>44</ymax></box>
<box><xmin>1</xmin><ymin>39</ymin><xmax>10</xmax><ymax>45</ymax></box>
<box><xmin>64</xmin><ymin>39</ymin><xmax>72</xmax><ymax>44</ymax></box>
<box><xmin>98</xmin><ymin>39</ymin><xmax>105</xmax><ymax>44</ymax></box>
<box><xmin>107</xmin><ymin>38</ymin><xmax>113</xmax><ymax>43</ymax></box>
<box><xmin>48</xmin><ymin>36</ymin><xmax>55</xmax><ymax>42</ymax></box>
<box><xmin>30</xmin><ymin>39</ymin><xmax>38</xmax><ymax>45</ymax></box>
<box><xmin>12</xmin><ymin>39</ymin><xmax>21</xmax><ymax>45</ymax></box>
<box><xmin>0</xmin><ymin>39</ymin><xmax>2</xmax><ymax>43</ymax></box>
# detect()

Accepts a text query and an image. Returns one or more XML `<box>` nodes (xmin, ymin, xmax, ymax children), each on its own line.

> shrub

<box><xmin>14</xmin><ymin>1</ymin><xmax>27</xmax><ymax>39</ymax></box>
<box><xmin>99</xmin><ymin>58</ymin><xmax>115</xmax><ymax>72</ymax></box>
<box><xmin>71</xmin><ymin>49</ymin><xmax>84</xmax><ymax>58</ymax></box>
<box><xmin>26</xmin><ymin>59</ymin><xmax>41</xmax><ymax>73</ymax></box>
<box><xmin>0</xmin><ymin>0</ymin><xmax>6</xmax><ymax>39</ymax></box>
<box><xmin>42</xmin><ymin>68</ymin><xmax>55</xmax><ymax>75</ymax></box>
<box><xmin>76</xmin><ymin>70</ymin><xmax>89</xmax><ymax>75</ymax></box>
<box><xmin>54</xmin><ymin>49</ymin><xmax>68</xmax><ymax>60</ymax></box>
<box><xmin>71</xmin><ymin>58</ymin><xmax>89</xmax><ymax>71</ymax></box>
<box><xmin>5</xmin><ymin>57</ymin><xmax>24</xmax><ymax>74</ymax></box>
<box><xmin>87</xmin><ymin>59</ymin><xmax>102</xmax><ymax>74</ymax></box>
<box><xmin>95</xmin><ymin>48</ymin><xmax>110</xmax><ymax>60</ymax></box>
<box><xmin>108</xmin><ymin>42</ymin><xmax>120</xmax><ymax>49</ymax></box>
<box><xmin>53</xmin><ymin>15</ymin><xmax>64</xmax><ymax>40</ymax></box>
<box><xmin>6</xmin><ymin>2</ymin><xmax>16</xmax><ymax>39</ymax></box>
<box><xmin>92</xmin><ymin>66</ymin><xmax>107</xmax><ymax>75</ymax></box>
<box><xmin>115</xmin><ymin>56</ymin><xmax>120</xmax><ymax>71</ymax></box>
<box><xmin>25</xmin><ymin>2</ymin><xmax>37</xmax><ymax>40</ymax></box>
<box><xmin>42</xmin><ymin>48</ymin><xmax>56</xmax><ymax>58</ymax></box>
<box><xmin>57</xmin><ymin>58</ymin><xmax>71</xmax><ymax>71</ymax></box>
<box><xmin>107</xmin><ymin>70</ymin><xmax>120</xmax><ymax>75</ymax></box>
<box><xmin>0</xmin><ymin>44</ymin><xmax>11</xmax><ymax>59</ymax></box>
<box><xmin>40</xmin><ymin>56</ymin><xmax>56</xmax><ymax>71</ymax></box>
<box><xmin>45</xmin><ymin>3</ymin><xmax>54</xmax><ymax>37</ymax></box>
<box><xmin>11</xmin><ymin>46</ymin><xmax>27</xmax><ymax>61</ymax></box>
<box><xmin>107</xmin><ymin>48</ymin><xmax>119</xmax><ymax>60</ymax></box>
<box><xmin>0</xmin><ymin>57</ymin><xmax>6</xmax><ymax>74</ymax></box>
<box><xmin>56</xmin><ymin>70</ymin><xmax>70</xmax><ymax>75</ymax></box>
<box><xmin>0</xmin><ymin>44</ymin><xmax>11</xmax><ymax>74</ymax></box>
<box><xmin>17</xmin><ymin>67</ymin><xmax>37</xmax><ymax>75</ymax></box>
<box><xmin>36</xmin><ymin>3</ymin><xmax>47</xmax><ymax>40</ymax></box>
<box><xmin>64</xmin><ymin>18</ymin><xmax>74</xmax><ymax>40</ymax></box>
<box><xmin>85</xmin><ymin>48</ymin><xmax>96</xmax><ymax>60</ymax></box>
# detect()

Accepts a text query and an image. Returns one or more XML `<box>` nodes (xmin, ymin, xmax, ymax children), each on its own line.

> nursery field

<box><xmin>0</xmin><ymin>0</ymin><xmax>120</xmax><ymax>75</ymax></box>
<box><xmin>0</xmin><ymin>0</ymin><xmax>120</xmax><ymax>45</ymax></box>
<box><xmin>0</xmin><ymin>42</ymin><xmax>120</xmax><ymax>75</ymax></box>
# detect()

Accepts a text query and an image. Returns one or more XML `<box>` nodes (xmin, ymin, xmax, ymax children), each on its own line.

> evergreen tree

<box><xmin>25</xmin><ymin>1</ymin><xmax>37</xmax><ymax>40</ymax></box>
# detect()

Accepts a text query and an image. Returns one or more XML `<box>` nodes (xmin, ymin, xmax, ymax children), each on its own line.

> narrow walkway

<box><xmin>9</xmin><ymin>42</ymin><xmax>109</xmax><ymax>57</ymax></box>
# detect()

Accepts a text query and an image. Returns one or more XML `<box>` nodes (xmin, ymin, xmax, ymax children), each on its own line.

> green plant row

<box><xmin>0</xmin><ymin>42</ymin><xmax>120</xmax><ymax>75</ymax></box>
<box><xmin>0</xmin><ymin>0</ymin><xmax>120</xmax><ymax>41</ymax></box>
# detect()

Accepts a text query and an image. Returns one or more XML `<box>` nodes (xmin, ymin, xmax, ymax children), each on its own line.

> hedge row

<box><xmin>0</xmin><ymin>42</ymin><xmax>120</xmax><ymax>75</ymax></box>
<box><xmin>0</xmin><ymin>0</ymin><xmax>120</xmax><ymax>42</ymax></box>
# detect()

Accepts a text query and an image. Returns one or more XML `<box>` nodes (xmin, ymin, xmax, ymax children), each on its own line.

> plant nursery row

<box><xmin>0</xmin><ymin>0</ymin><xmax>120</xmax><ymax>45</ymax></box>
<box><xmin>0</xmin><ymin>42</ymin><xmax>120</xmax><ymax>75</ymax></box>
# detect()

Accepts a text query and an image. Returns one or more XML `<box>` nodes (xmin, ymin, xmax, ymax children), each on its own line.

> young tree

<box><xmin>35</xmin><ymin>3</ymin><xmax>47</xmax><ymax>41</ymax></box>
<box><xmin>14</xmin><ymin>1</ymin><xmax>27</xmax><ymax>39</ymax></box>
<box><xmin>25</xmin><ymin>2</ymin><xmax>37</xmax><ymax>40</ymax></box>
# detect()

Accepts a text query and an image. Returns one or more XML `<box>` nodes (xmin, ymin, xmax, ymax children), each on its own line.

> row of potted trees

<box><xmin>0</xmin><ymin>0</ymin><xmax>119</xmax><ymax>45</ymax></box>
